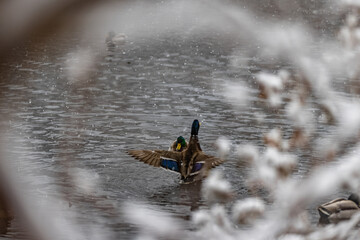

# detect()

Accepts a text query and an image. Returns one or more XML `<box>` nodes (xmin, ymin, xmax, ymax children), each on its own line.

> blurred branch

<box><xmin>0</xmin><ymin>1</ymin><xmax>121</xmax><ymax>239</ymax></box>
<box><xmin>0</xmin><ymin>0</ymin><xmax>115</xmax><ymax>61</ymax></box>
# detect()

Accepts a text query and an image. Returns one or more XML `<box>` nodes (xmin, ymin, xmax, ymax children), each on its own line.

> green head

<box><xmin>191</xmin><ymin>119</ymin><xmax>201</xmax><ymax>136</ymax></box>
<box><xmin>176</xmin><ymin>136</ymin><xmax>187</xmax><ymax>151</ymax></box>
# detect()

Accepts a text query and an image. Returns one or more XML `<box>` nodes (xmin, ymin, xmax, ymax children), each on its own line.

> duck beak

<box><xmin>176</xmin><ymin>143</ymin><xmax>181</xmax><ymax>151</ymax></box>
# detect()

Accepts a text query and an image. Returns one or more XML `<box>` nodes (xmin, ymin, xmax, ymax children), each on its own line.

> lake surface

<box><xmin>0</xmin><ymin>3</ymin><xmax>350</xmax><ymax>238</ymax></box>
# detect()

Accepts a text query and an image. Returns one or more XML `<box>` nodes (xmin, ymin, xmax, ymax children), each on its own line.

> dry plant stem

<box><xmin>0</xmin><ymin>154</ymin><xmax>46</xmax><ymax>240</ymax></box>
<box><xmin>0</xmin><ymin>0</ymin><xmax>114</xmax><ymax>238</ymax></box>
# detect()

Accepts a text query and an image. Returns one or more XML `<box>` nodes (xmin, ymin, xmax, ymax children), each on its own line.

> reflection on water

<box><xmin>0</xmin><ymin>26</ymin><xmax>343</xmax><ymax>240</ymax></box>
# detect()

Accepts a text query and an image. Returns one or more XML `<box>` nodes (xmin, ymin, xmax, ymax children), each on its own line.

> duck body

<box><xmin>318</xmin><ymin>193</ymin><xmax>360</xmax><ymax>224</ymax></box>
<box><xmin>128</xmin><ymin>120</ymin><xmax>224</xmax><ymax>182</ymax></box>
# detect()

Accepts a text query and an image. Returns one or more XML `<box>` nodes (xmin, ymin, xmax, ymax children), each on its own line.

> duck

<box><xmin>318</xmin><ymin>193</ymin><xmax>360</xmax><ymax>224</ymax></box>
<box><xmin>127</xmin><ymin>119</ymin><xmax>224</xmax><ymax>182</ymax></box>
<box><xmin>169</xmin><ymin>136</ymin><xmax>188</xmax><ymax>152</ymax></box>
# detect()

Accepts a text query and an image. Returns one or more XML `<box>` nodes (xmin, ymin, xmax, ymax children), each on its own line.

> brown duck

<box><xmin>318</xmin><ymin>193</ymin><xmax>360</xmax><ymax>224</ymax></box>
<box><xmin>127</xmin><ymin>119</ymin><xmax>224</xmax><ymax>182</ymax></box>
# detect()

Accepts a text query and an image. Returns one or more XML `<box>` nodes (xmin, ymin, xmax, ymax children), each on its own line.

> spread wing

<box><xmin>195</xmin><ymin>153</ymin><xmax>225</xmax><ymax>168</ymax></box>
<box><xmin>127</xmin><ymin>150</ymin><xmax>182</xmax><ymax>172</ymax></box>
<box><xmin>189</xmin><ymin>152</ymin><xmax>225</xmax><ymax>177</ymax></box>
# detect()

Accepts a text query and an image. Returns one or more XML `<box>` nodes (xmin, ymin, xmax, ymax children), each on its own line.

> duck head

<box><xmin>176</xmin><ymin>136</ymin><xmax>187</xmax><ymax>151</ymax></box>
<box><xmin>191</xmin><ymin>119</ymin><xmax>201</xmax><ymax>136</ymax></box>
<box><xmin>348</xmin><ymin>193</ymin><xmax>360</xmax><ymax>206</ymax></box>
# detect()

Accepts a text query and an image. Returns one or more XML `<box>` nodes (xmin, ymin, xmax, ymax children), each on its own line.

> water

<box><xmin>0</xmin><ymin>4</ymin><xmax>350</xmax><ymax>238</ymax></box>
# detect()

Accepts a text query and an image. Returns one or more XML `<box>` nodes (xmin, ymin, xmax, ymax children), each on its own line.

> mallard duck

<box><xmin>128</xmin><ymin>120</ymin><xmax>224</xmax><ymax>182</ymax></box>
<box><xmin>169</xmin><ymin>136</ymin><xmax>188</xmax><ymax>152</ymax></box>
<box><xmin>318</xmin><ymin>193</ymin><xmax>360</xmax><ymax>224</ymax></box>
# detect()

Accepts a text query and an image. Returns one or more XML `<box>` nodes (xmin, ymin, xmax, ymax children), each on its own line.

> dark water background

<box><xmin>0</xmin><ymin>1</ymin><xmax>351</xmax><ymax>239</ymax></box>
